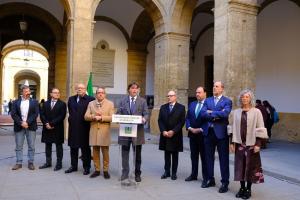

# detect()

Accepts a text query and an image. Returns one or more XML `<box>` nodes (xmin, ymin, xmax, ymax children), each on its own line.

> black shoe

<box><xmin>242</xmin><ymin>189</ymin><xmax>251</xmax><ymax>199</ymax></box>
<box><xmin>161</xmin><ymin>172</ymin><xmax>171</xmax><ymax>179</ymax></box>
<box><xmin>135</xmin><ymin>175</ymin><xmax>141</xmax><ymax>182</ymax></box>
<box><xmin>171</xmin><ymin>174</ymin><xmax>177</xmax><ymax>180</ymax></box>
<box><xmin>201</xmin><ymin>179</ymin><xmax>216</xmax><ymax>188</ymax></box>
<box><xmin>54</xmin><ymin>165</ymin><xmax>62</xmax><ymax>171</ymax></box>
<box><xmin>185</xmin><ymin>175</ymin><xmax>197</xmax><ymax>182</ymax></box>
<box><xmin>39</xmin><ymin>163</ymin><xmax>51</xmax><ymax>169</ymax></box>
<box><xmin>65</xmin><ymin>167</ymin><xmax>78</xmax><ymax>173</ymax></box>
<box><xmin>83</xmin><ymin>169</ymin><xmax>90</xmax><ymax>175</ymax></box>
<box><xmin>219</xmin><ymin>184</ymin><xmax>229</xmax><ymax>193</ymax></box>
<box><xmin>104</xmin><ymin>171</ymin><xmax>110</xmax><ymax>179</ymax></box>
<box><xmin>90</xmin><ymin>171</ymin><xmax>100</xmax><ymax>178</ymax></box>
<box><xmin>120</xmin><ymin>174</ymin><xmax>129</xmax><ymax>181</ymax></box>
<box><xmin>236</xmin><ymin>188</ymin><xmax>245</xmax><ymax>198</ymax></box>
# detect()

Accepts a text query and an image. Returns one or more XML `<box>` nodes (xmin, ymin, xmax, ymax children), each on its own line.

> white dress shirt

<box><xmin>20</xmin><ymin>98</ymin><xmax>30</xmax><ymax>122</ymax></box>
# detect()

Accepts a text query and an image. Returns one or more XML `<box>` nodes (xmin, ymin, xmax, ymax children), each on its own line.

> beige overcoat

<box><xmin>84</xmin><ymin>99</ymin><xmax>114</xmax><ymax>146</ymax></box>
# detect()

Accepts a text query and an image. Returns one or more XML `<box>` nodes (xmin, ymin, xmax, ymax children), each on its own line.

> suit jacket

<box><xmin>68</xmin><ymin>94</ymin><xmax>95</xmax><ymax>148</ymax></box>
<box><xmin>116</xmin><ymin>95</ymin><xmax>149</xmax><ymax>146</ymax></box>
<box><xmin>40</xmin><ymin>99</ymin><xmax>67</xmax><ymax>144</ymax></box>
<box><xmin>11</xmin><ymin>98</ymin><xmax>39</xmax><ymax>132</ymax></box>
<box><xmin>84</xmin><ymin>99</ymin><xmax>114</xmax><ymax>146</ymax></box>
<box><xmin>201</xmin><ymin>96</ymin><xmax>232</xmax><ymax>139</ymax></box>
<box><xmin>158</xmin><ymin>102</ymin><xmax>185</xmax><ymax>152</ymax></box>
<box><xmin>186</xmin><ymin>100</ymin><xmax>205</xmax><ymax>138</ymax></box>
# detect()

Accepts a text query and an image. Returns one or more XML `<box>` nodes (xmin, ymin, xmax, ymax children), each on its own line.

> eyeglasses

<box><xmin>166</xmin><ymin>95</ymin><xmax>175</xmax><ymax>97</ymax></box>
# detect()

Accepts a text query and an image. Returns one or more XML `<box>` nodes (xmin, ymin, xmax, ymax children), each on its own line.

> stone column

<box><xmin>66</xmin><ymin>1</ymin><xmax>94</xmax><ymax>97</ymax></box>
<box><xmin>55</xmin><ymin>42</ymin><xmax>68</xmax><ymax>100</ymax></box>
<box><xmin>0</xmin><ymin>54</ymin><xmax>2</xmax><ymax>113</ymax></box>
<box><xmin>214</xmin><ymin>0</ymin><xmax>258</xmax><ymax>104</ymax></box>
<box><xmin>150</xmin><ymin>32</ymin><xmax>190</xmax><ymax>134</ymax></box>
<box><xmin>127</xmin><ymin>49</ymin><xmax>147</xmax><ymax>96</ymax></box>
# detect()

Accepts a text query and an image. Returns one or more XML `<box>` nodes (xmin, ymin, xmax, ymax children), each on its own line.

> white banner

<box><xmin>112</xmin><ymin>114</ymin><xmax>142</xmax><ymax>124</ymax></box>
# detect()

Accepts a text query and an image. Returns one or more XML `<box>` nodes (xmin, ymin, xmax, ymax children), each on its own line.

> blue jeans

<box><xmin>15</xmin><ymin>129</ymin><xmax>36</xmax><ymax>164</ymax></box>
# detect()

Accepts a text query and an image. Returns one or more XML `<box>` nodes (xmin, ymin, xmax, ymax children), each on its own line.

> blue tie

<box><xmin>195</xmin><ymin>102</ymin><xmax>202</xmax><ymax>117</ymax></box>
<box><xmin>169</xmin><ymin>104</ymin><xmax>173</xmax><ymax>112</ymax></box>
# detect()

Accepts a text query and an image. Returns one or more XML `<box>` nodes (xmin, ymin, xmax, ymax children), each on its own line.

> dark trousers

<box><xmin>204</xmin><ymin>127</ymin><xmax>229</xmax><ymax>184</ymax></box>
<box><xmin>45</xmin><ymin>143</ymin><xmax>63</xmax><ymax>166</ymax></box>
<box><xmin>70</xmin><ymin>147</ymin><xmax>91</xmax><ymax>170</ymax></box>
<box><xmin>121</xmin><ymin>144</ymin><xmax>142</xmax><ymax>176</ymax></box>
<box><xmin>164</xmin><ymin>150</ymin><xmax>179</xmax><ymax>175</ymax></box>
<box><xmin>189</xmin><ymin>134</ymin><xmax>207</xmax><ymax>180</ymax></box>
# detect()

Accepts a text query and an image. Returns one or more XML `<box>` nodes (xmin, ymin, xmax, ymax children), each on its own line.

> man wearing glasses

<box><xmin>158</xmin><ymin>90</ymin><xmax>185</xmax><ymax>180</ymax></box>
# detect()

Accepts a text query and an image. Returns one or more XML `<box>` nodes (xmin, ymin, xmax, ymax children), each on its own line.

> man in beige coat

<box><xmin>84</xmin><ymin>87</ymin><xmax>114</xmax><ymax>179</ymax></box>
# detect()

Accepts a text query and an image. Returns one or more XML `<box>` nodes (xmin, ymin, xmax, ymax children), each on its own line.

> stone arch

<box><xmin>0</xmin><ymin>3</ymin><xmax>63</xmax><ymax>42</ymax></box>
<box><xmin>130</xmin><ymin>10</ymin><xmax>155</xmax><ymax>51</ymax></box>
<box><xmin>2</xmin><ymin>44</ymin><xmax>49</xmax><ymax>60</ymax></box>
<box><xmin>14</xmin><ymin>70</ymin><xmax>41</xmax><ymax>100</ymax></box>
<box><xmin>170</xmin><ymin>0</ymin><xmax>198</xmax><ymax>34</ymax></box>
<box><xmin>94</xmin><ymin>16</ymin><xmax>130</xmax><ymax>43</ymax></box>
<box><xmin>59</xmin><ymin>0</ymin><xmax>72</xmax><ymax>18</ymax></box>
<box><xmin>192</xmin><ymin>0</ymin><xmax>214</xmax><ymax>22</ymax></box>
<box><xmin>92</xmin><ymin>0</ymin><xmax>165</xmax><ymax>35</ymax></box>
<box><xmin>259</xmin><ymin>0</ymin><xmax>300</xmax><ymax>13</ymax></box>
<box><xmin>193</xmin><ymin>23</ymin><xmax>214</xmax><ymax>50</ymax></box>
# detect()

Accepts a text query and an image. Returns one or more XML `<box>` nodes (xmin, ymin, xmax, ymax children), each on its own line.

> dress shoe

<box><xmin>171</xmin><ymin>174</ymin><xmax>177</xmax><ymax>180</ymax></box>
<box><xmin>90</xmin><ymin>171</ymin><xmax>100</xmax><ymax>178</ymax></box>
<box><xmin>242</xmin><ymin>189</ymin><xmax>251</xmax><ymax>199</ymax></box>
<box><xmin>104</xmin><ymin>171</ymin><xmax>110</xmax><ymax>179</ymax></box>
<box><xmin>65</xmin><ymin>167</ymin><xmax>78</xmax><ymax>173</ymax></box>
<box><xmin>185</xmin><ymin>175</ymin><xmax>197</xmax><ymax>182</ymax></box>
<box><xmin>120</xmin><ymin>174</ymin><xmax>129</xmax><ymax>181</ymax></box>
<box><xmin>236</xmin><ymin>187</ymin><xmax>245</xmax><ymax>198</ymax></box>
<box><xmin>12</xmin><ymin>164</ymin><xmax>22</xmax><ymax>170</ymax></box>
<box><xmin>161</xmin><ymin>172</ymin><xmax>170</xmax><ymax>179</ymax></box>
<box><xmin>54</xmin><ymin>165</ymin><xmax>62</xmax><ymax>171</ymax></box>
<box><xmin>39</xmin><ymin>163</ymin><xmax>51</xmax><ymax>169</ymax></box>
<box><xmin>83</xmin><ymin>169</ymin><xmax>90</xmax><ymax>175</ymax></box>
<box><xmin>219</xmin><ymin>184</ymin><xmax>229</xmax><ymax>193</ymax></box>
<box><xmin>28</xmin><ymin>163</ymin><xmax>35</xmax><ymax>170</ymax></box>
<box><xmin>135</xmin><ymin>175</ymin><xmax>141</xmax><ymax>182</ymax></box>
<box><xmin>201</xmin><ymin>179</ymin><xmax>216</xmax><ymax>188</ymax></box>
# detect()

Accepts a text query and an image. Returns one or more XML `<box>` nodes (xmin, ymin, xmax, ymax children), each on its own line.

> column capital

<box><xmin>154</xmin><ymin>32</ymin><xmax>191</xmax><ymax>42</ymax></box>
<box><xmin>228</xmin><ymin>0</ymin><xmax>259</xmax><ymax>15</ymax></box>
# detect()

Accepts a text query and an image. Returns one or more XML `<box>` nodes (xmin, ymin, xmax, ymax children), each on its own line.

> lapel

<box><xmin>168</xmin><ymin>102</ymin><xmax>176</xmax><ymax>116</ymax></box>
<box><xmin>51</xmin><ymin>99</ymin><xmax>59</xmax><ymax>111</ymax></box>
<box><xmin>17</xmin><ymin>99</ymin><xmax>22</xmax><ymax>113</ymax></box>
<box><xmin>215</xmin><ymin>96</ymin><xmax>224</xmax><ymax>108</ymax></box>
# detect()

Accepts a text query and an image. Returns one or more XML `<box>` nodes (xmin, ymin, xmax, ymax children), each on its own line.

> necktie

<box><xmin>169</xmin><ymin>104</ymin><xmax>173</xmax><ymax>112</ymax></box>
<box><xmin>51</xmin><ymin>101</ymin><xmax>56</xmax><ymax>109</ymax></box>
<box><xmin>195</xmin><ymin>102</ymin><xmax>202</xmax><ymax>117</ymax></box>
<box><xmin>214</xmin><ymin>97</ymin><xmax>218</xmax><ymax>106</ymax></box>
<box><xmin>130</xmin><ymin>97</ymin><xmax>135</xmax><ymax>114</ymax></box>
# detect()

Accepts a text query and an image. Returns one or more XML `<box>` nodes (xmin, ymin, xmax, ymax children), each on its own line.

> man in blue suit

<box><xmin>185</xmin><ymin>86</ymin><xmax>207</xmax><ymax>185</ymax></box>
<box><xmin>11</xmin><ymin>85</ymin><xmax>39</xmax><ymax>170</ymax></box>
<box><xmin>201</xmin><ymin>81</ymin><xmax>232</xmax><ymax>193</ymax></box>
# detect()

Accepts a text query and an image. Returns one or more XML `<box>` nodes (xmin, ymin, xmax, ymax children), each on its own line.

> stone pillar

<box><xmin>127</xmin><ymin>49</ymin><xmax>147</xmax><ymax>96</ymax></box>
<box><xmin>214</xmin><ymin>0</ymin><xmax>258</xmax><ymax>104</ymax></box>
<box><xmin>66</xmin><ymin>2</ymin><xmax>94</xmax><ymax>97</ymax></box>
<box><xmin>55</xmin><ymin>42</ymin><xmax>68</xmax><ymax>100</ymax></box>
<box><xmin>0</xmin><ymin>54</ymin><xmax>2</xmax><ymax>113</ymax></box>
<box><xmin>150</xmin><ymin>32</ymin><xmax>190</xmax><ymax>134</ymax></box>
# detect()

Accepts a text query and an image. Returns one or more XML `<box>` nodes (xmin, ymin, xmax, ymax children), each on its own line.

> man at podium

<box><xmin>117</xmin><ymin>82</ymin><xmax>149</xmax><ymax>182</ymax></box>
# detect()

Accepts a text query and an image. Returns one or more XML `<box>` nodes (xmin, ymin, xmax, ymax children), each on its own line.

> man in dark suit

<box><xmin>39</xmin><ymin>88</ymin><xmax>67</xmax><ymax>171</ymax></box>
<box><xmin>11</xmin><ymin>85</ymin><xmax>39</xmax><ymax>170</ymax></box>
<box><xmin>158</xmin><ymin>90</ymin><xmax>185</xmax><ymax>180</ymax></box>
<box><xmin>117</xmin><ymin>82</ymin><xmax>149</xmax><ymax>182</ymax></box>
<box><xmin>185</xmin><ymin>86</ymin><xmax>207</xmax><ymax>184</ymax></box>
<box><xmin>65</xmin><ymin>83</ymin><xmax>94</xmax><ymax>175</ymax></box>
<box><xmin>201</xmin><ymin>81</ymin><xmax>232</xmax><ymax>193</ymax></box>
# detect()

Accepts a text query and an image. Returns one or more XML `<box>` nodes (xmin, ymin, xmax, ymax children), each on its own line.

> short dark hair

<box><xmin>256</xmin><ymin>99</ymin><xmax>262</xmax><ymax>104</ymax></box>
<box><xmin>127</xmin><ymin>82</ymin><xmax>140</xmax><ymax>91</ymax></box>
<box><xmin>196</xmin><ymin>86</ymin><xmax>207</xmax><ymax>93</ymax></box>
<box><xmin>51</xmin><ymin>87</ymin><xmax>60</xmax><ymax>93</ymax></box>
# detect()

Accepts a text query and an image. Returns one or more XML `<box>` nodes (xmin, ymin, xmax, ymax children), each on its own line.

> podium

<box><xmin>112</xmin><ymin>114</ymin><xmax>142</xmax><ymax>187</ymax></box>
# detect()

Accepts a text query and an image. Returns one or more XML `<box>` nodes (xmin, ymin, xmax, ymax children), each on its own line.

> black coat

<box><xmin>158</xmin><ymin>102</ymin><xmax>185</xmax><ymax>152</ymax></box>
<box><xmin>67</xmin><ymin>94</ymin><xmax>94</xmax><ymax>148</ymax></box>
<box><xmin>11</xmin><ymin>98</ymin><xmax>39</xmax><ymax>132</ymax></box>
<box><xmin>40</xmin><ymin>99</ymin><xmax>67</xmax><ymax>144</ymax></box>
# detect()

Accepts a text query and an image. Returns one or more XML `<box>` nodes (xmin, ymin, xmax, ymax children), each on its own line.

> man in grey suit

<box><xmin>117</xmin><ymin>82</ymin><xmax>149</xmax><ymax>182</ymax></box>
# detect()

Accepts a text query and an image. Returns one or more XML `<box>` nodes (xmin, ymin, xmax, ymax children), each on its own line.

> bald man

<box><xmin>65</xmin><ymin>83</ymin><xmax>95</xmax><ymax>175</ymax></box>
